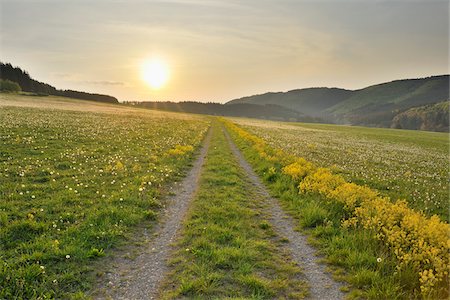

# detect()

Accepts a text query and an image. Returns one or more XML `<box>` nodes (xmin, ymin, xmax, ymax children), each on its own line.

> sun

<box><xmin>141</xmin><ymin>58</ymin><xmax>170</xmax><ymax>89</ymax></box>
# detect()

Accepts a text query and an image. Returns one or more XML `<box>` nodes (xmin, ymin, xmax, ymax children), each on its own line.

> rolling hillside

<box><xmin>227</xmin><ymin>75</ymin><xmax>449</xmax><ymax>129</ymax></box>
<box><xmin>328</xmin><ymin>75</ymin><xmax>449</xmax><ymax>126</ymax></box>
<box><xmin>227</xmin><ymin>87</ymin><xmax>352</xmax><ymax>118</ymax></box>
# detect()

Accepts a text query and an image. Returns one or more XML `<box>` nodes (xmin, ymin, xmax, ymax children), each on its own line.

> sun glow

<box><xmin>141</xmin><ymin>58</ymin><xmax>170</xmax><ymax>89</ymax></box>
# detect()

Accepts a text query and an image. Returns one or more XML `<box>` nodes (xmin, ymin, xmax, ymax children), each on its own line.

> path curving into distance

<box><xmin>93</xmin><ymin>129</ymin><xmax>212</xmax><ymax>300</ymax></box>
<box><xmin>224</xmin><ymin>128</ymin><xmax>345</xmax><ymax>300</ymax></box>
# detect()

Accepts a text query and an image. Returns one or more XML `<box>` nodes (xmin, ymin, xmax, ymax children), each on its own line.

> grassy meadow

<box><xmin>0</xmin><ymin>94</ymin><xmax>209</xmax><ymax>298</ymax></box>
<box><xmin>163</xmin><ymin>121</ymin><xmax>307</xmax><ymax>299</ymax></box>
<box><xmin>0</xmin><ymin>93</ymin><xmax>448</xmax><ymax>299</ymax></box>
<box><xmin>231</xmin><ymin>118</ymin><xmax>449</xmax><ymax>221</ymax></box>
<box><xmin>223</xmin><ymin>118</ymin><xmax>449</xmax><ymax>299</ymax></box>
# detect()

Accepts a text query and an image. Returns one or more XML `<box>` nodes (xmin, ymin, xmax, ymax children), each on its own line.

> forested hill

<box><xmin>228</xmin><ymin>87</ymin><xmax>353</xmax><ymax>118</ymax></box>
<box><xmin>327</xmin><ymin>75</ymin><xmax>449</xmax><ymax>126</ymax></box>
<box><xmin>0</xmin><ymin>62</ymin><xmax>118</xmax><ymax>103</ymax></box>
<box><xmin>227</xmin><ymin>75</ymin><xmax>449</xmax><ymax>129</ymax></box>
<box><xmin>391</xmin><ymin>101</ymin><xmax>449</xmax><ymax>132</ymax></box>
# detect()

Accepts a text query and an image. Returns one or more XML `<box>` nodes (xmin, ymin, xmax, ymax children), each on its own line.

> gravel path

<box><xmin>93</xmin><ymin>129</ymin><xmax>212</xmax><ymax>300</ymax></box>
<box><xmin>224</xmin><ymin>129</ymin><xmax>345</xmax><ymax>300</ymax></box>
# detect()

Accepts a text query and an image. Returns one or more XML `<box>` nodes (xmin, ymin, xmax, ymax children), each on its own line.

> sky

<box><xmin>0</xmin><ymin>0</ymin><xmax>448</xmax><ymax>103</ymax></box>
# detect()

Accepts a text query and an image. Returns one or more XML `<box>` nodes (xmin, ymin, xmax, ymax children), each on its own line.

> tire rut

<box><xmin>92</xmin><ymin>128</ymin><xmax>212</xmax><ymax>300</ymax></box>
<box><xmin>224</xmin><ymin>128</ymin><xmax>345</xmax><ymax>300</ymax></box>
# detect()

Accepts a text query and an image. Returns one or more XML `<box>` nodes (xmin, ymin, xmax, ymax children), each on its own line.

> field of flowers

<box><xmin>0</xmin><ymin>97</ymin><xmax>209</xmax><ymax>298</ymax></box>
<box><xmin>223</xmin><ymin>118</ymin><xmax>449</xmax><ymax>298</ymax></box>
<box><xmin>231</xmin><ymin>118</ymin><xmax>449</xmax><ymax>221</ymax></box>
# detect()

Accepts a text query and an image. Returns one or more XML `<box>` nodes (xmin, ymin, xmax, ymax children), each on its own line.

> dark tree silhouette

<box><xmin>0</xmin><ymin>62</ymin><xmax>118</xmax><ymax>103</ymax></box>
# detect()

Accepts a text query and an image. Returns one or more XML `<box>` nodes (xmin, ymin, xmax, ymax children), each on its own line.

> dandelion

<box><xmin>224</xmin><ymin>119</ymin><xmax>450</xmax><ymax>297</ymax></box>
<box><xmin>1</xmin><ymin>107</ymin><xmax>210</xmax><ymax>294</ymax></box>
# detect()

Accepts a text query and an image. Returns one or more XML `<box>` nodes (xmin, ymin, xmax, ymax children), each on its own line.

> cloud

<box><xmin>84</xmin><ymin>81</ymin><xmax>124</xmax><ymax>86</ymax></box>
<box><xmin>53</xmin><ymin>73</ymin><xmax>74</xmax><ymax>79</ymax></box>
<box><xmin>1</xmin><ymin>0</ymin><xmax>448</xmax><ymax>102</ymax></box>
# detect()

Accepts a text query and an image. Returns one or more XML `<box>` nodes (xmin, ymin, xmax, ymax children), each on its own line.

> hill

<box><xmin>328</xmin><ymin>75</ymin><xmax>449</xmax><ymax>126</ymax></box>
<box><xmin>391</xmin><ymin>101</ymin><xmax>449</xmax><ymax>132</ymax></box>
<box><xmin>227</xmin><ymin>87</ymin><xmax>352</xmax><ymax>119</ymax></box>
<box><xmin>227</xmin><ymin>75</ymin><xmax>449</xmax><ymax>129</ymax></box>
<box><xmin>0</xmin><ymin>62</ymin><xmax>118</xmax><ymax>103</ymax></box>
<box><xmin>126</xmin><ymin>101</ymin><xmax>323</xmax><ymax>123</ymax></box>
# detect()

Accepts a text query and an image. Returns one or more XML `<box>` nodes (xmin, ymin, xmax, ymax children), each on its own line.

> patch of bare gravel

<box><xmin>224</xmin><ymin>129</ymin><xmax>345</xmax><ymax>300</ymax></box>
<box><xmin>91</xmin><ymin>129</ymin><xmax>212</xmax><ymax>300</ymax></box>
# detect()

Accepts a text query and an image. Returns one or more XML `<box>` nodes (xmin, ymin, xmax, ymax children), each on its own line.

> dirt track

<box><xmin>91</xmin><ymin>125</ymin><xmax>344</xmax><ymax>299</ymax></box>
<box><xmin>224</xmin><ymin>129</ymin><xmax>344</xmax><ymax>300</ymax></box>
<box><xmin>92</xmin><ymin>129</ymin><xmax>212</xmax><ymax>299</ymax></box>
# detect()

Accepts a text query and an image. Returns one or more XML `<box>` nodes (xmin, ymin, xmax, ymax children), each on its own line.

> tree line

<box><xmin>125</xmin><ymin>101</ymin><xmax>324</xmax><ymax>123</ymax></box>
<box><xmin>0</xmin><ymin>62</ymin><xmax>118</xmax><ymax>103</ymax></box>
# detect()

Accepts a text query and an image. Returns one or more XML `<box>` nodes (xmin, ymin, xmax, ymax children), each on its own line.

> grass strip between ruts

<box><xmin>161</xmin><ymin>121</ymin><xmax>308</xmax><ymax>299</ymax></box>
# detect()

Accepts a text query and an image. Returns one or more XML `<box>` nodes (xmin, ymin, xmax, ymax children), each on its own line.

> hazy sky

<box><xmin>1</xmin><ymin>0</ymin><xmax>448</xmax><ymax>102</ymax></box>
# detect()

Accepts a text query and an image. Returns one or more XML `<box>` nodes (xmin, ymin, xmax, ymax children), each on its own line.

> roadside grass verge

<box><xmin>222</xmin><ymin>119</ymin><xmax>449</xmax><ymax>299</ymax></box>
<box><xmin>0</xmin><ymin>106</ymin><xmax>209</xmax><ymax>299</ymax></box>
<box><xmin>162</xmin><ymin>122</ymin><xmax>307</xmax><ymax>299</ymax></box>
<box><xmin>231</xmin><ymin>118</ymin><xmax>449</xmax><ymax>221</ymax></box>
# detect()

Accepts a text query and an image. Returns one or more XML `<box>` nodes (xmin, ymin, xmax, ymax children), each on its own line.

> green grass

<box><xmin>291</xmin><ymin>122</ymin><xmax>449</xmax><ymax>152</ymax></box>
<box><xmin>162</xmin><ymin>122</ymin><xmax>307</xmax><ymax>299</ymax></box>
<box><xmin>0</xmin><ymin>98</ymin><xmax>209</xmax><ymax>299</ymax></box>
<box><xmin>231</xmin><ymin>118</ymin><xmax>449</xmax><ymax>221</ymax></box>
<box><xmin>2</xmin><ymin>92</ymin><xmax>447</xmax><ymax>299</ymax></box>
<box><xmin>224</xmin><ymin>122</ymin><xmax>448</xmax><ymax>299</ymax></box>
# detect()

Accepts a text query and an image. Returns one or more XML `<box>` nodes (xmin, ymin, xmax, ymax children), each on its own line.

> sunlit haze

<box><xmin>1</xmin><ymin>0</ymin><xmax>448</xmax><ymax>102</ymax></box>
<box><xmin>141</xmin><ymin>58</ymin><xmax>170</xmax><ymax>90</ymax></box>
